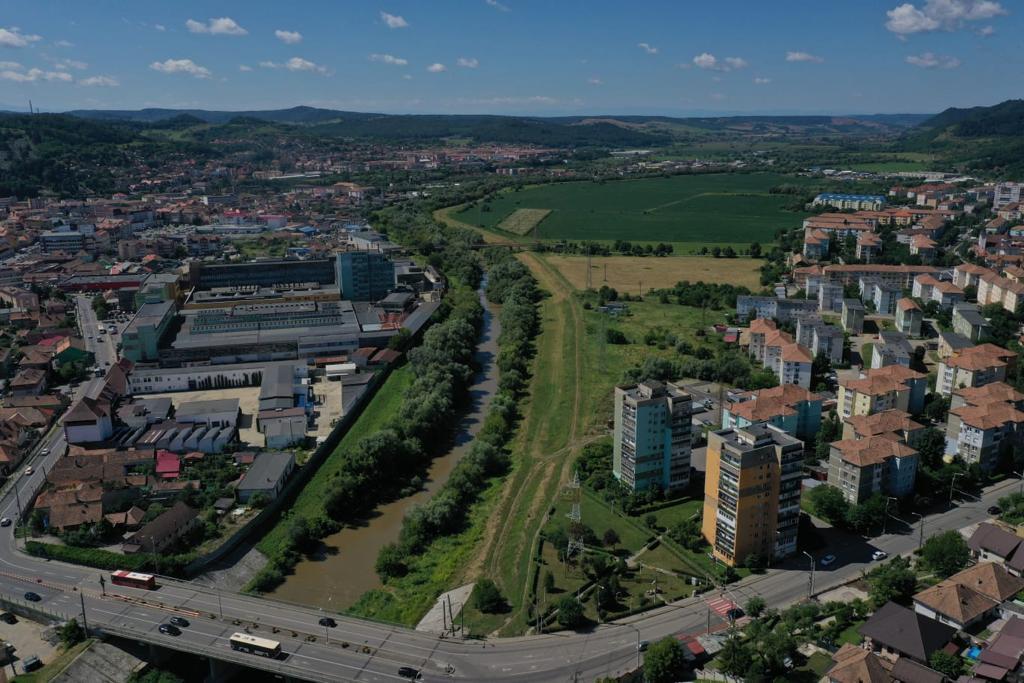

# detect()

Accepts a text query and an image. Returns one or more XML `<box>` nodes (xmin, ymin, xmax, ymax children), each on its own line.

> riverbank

<box><xmin>269</xmin><ymin>282</ymin><xmax>501</xmax><ymax>609</ymax></box>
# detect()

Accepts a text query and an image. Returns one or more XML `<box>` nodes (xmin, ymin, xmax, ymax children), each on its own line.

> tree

<box><xmin>542</xmin><ymin>570</ymin><xmax>555</xmax><ymax>594</ymax></box>
<box><xmin>602</xmin><ymin>528</ymin><xmax>620</xmax><ymax>547</ymax></box>
<box><xmin>805</xmin><ymin>485</ymin><xmax>849</xmax><ymax>525</ymax></box>
<box><xmin>921</xmin><ymin>530</ymin><xmax>970</xmax><ymax>578</ymax></box>
<box><xmin>473</xmin><ymin>579</ymin><xmax>508</xmax><ymax>613</ymax></box>
<box><xmin>375</xmin><ymin>543</ymin><xmax>408</xmax><ymax>580</ymax></box>
<box><xmin>643</xmin><ymin>637</ymin><xmax>688</xmax><ymax>683</ymax></box>
<box><xmin>644</xmin><ymin>514</ymin><xmax>659</xmax><ymax>530</ymax></box>
<box><xmin>58</xmin><ymin>618</ymin><xmax>85</xmax><ymax>647</ymax></box>
<box><xmin>866</xmin><ymin>557</ymin><xmax>917</xmax><ymax>607</ymax></box>
<box><xmin>556</xmin><ymin>595</ymin><xmax>584</xmax><ymax>629</ymax></box>
<box><xmin>717</xmin><ymin>633</ymin><xmax>752</xmax><ymax>677</ymax></box>
<box><xmin>915</xmin><ymin>428</ymin><xmax>947</xmax><ymax>470</ymax></box>
<box><xmin>929</xmin><ymin>650</ymin><xmax>964</xmax><ymax>679</ymax></box>
<box><xmin>745</xmin><ymin>596</ymin><xmax>767</xmax><ymax>618</ymax></box>
<box><xmin>844</xmin><ymin>495</ymin><xmax>887</xmax><ymax>534</ymax></box>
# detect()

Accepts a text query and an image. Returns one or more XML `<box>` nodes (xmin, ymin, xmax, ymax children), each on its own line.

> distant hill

<box><xmin>903</xmin><ymin>99</ymin><xmax>1024</xmax><ymax>177</ymax></box>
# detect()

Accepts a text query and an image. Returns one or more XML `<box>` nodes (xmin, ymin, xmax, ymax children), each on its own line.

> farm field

<box><xmin>497</xmin><ymin>208</ymin><xmax>551</xmax><ymax>235</ymax></box>
<box><xmin>542</xmin><ymin>254</ymin><xmax>764</xmax><ymax>293</ymax></box>
<box><xmin>457</xmin><ymin>173</ymin><xmax>812</xmax><ymax>245</ymax></box>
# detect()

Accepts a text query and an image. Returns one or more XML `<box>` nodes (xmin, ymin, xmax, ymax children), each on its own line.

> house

<box><xmin>826</xmin><ymin>644</ymin><xmax>891</xmax><ymax>683</ymax></box>
<box><xmin>936</xmin><ymin>343</ymin><xmax>1016</xmax><ymax>396</ymax></box>
<box><xmin>747</xmin><ymin>318</ymin><xmax>778</xmax><ymax>363</ymax></box>
<box><xmin>894</xmin><ymin>299</ymin><xmax>922</xmax><ymax>337</ymax></box>
<box><xmin>104</xmin><ymin>505</ymin><xmax>145</xmax><ymax>529</ymax></box>
<box><xmin>721</xmin><ymin>384</ymin><xmax>823</xmax><ymax>441</ymax></box>
<box><xmin>10</xmin><ymin>368</ymin><xmax>47</xmax><ymax>396</ymax></box>
<box><xmin>871</xmin><ymin>331</ymin><xmax>914</xmax><ymax>370</ymax></box>
<box><xmin>63</xmin><ymin>396</ymin><xmax>113</xmax><ymax>444</ymax></box>
<box><xmin>842</xmin><ymin>298</ymin><xmax>865</xmax><ymax>334</ymax></box>
<box><xmin>937</xmin><ymin>331</ymin><xmax>974</xmax><ymax>360</ymax></box>
<box><xmin>858</xmin><ymin>601</ymin><xmax>956</xmax><ymax>664</ymax></box>
<box><xmin>828</xmin><ymin>437</ymin><xmax>919</xmax><ymax>503</ymax></box>
<box><xmin>912</xmin><ymin>562</ymin><xmax>1024</xmax><ymax>630</ymax></box>
<box><xmin>236</xmin><ymin>451</ymin><xmax>295</xmax><ymax>503</ymax></box>
<box><xmin>838</xmin><ymin>366</ymin><xmax>928</xmax><ymax>418</ymax></box>
<box><xmin>122</xmin><ymin>501</ymin><xmax>198</xmax><ymax>554</ymax></box>
<box><xmin>155</xmin><ymin>450</ymin><xmax>181</xmax><ymax>480</ymax></box>
<box><xmin>967</xmin><ymin>523</ymin><xmax>1024</xmax><ymax>576</ymax></box>
<box><xmin>972</xmin><ymin>616</ymin><xmax>1024</xmax><ymax>681</ymax></box>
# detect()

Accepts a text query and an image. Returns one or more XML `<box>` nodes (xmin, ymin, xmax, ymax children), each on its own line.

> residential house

<box><xmin>967</xmin><ymin>523</ymin><xmax>1024</xmax><ymax>576</ymax></box>
<box><xmin>826</xmin><ymin>645</ymin><xmax>891</xmax><ymax>683</ymax></box>
<box><xmin>894</xmin><ymin>299</ymin><xmax>922</xmax><ymax>337</ymax></box>
<box><xmin>912</xmin><ymin>562</ymin><xmax>1024</xmax><ymax>630</ymax></box>
<box><xmin>858</xmin><ymin>601</ymin><xmax>956</xmax><ymax>664</ymax></box>
<box><xmin>63</xmin><ymin>396</ymin><xmax>113</xmax><ymax>444</ymax></box>
<box><xmin>722</xmin><ymin>384</ymin><xmax>823</xmax><ymax>441</ymax></box>
<box><xmin>10</xmin><ymin>368</ymin><xmax>47</xmax><ymax>396</ymax></box>
<box><xmin>972</xmin><ymin>616</ymin><xmax>1024</xmax><ymax>682</ymax></box>
<box><xmin>236</xmin><ymin>451</ymin><xmax>296</xmax><ymax>503</ymax></box>
<box><xmin>122</xmin><ymin>501</ymin><xmax>199</xmax><ymax>554</ymax></box>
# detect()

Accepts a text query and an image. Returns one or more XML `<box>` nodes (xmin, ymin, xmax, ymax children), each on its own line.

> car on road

<box><xmin>23</xmin><ymin>467</ymin><xmax>33</xmax><ymax>476</ymax></box>
<box><xmin>24</xmin><ymin>592</ymin><xmax>41</xmax><ymax>602</ymax></box>
<box><xmin>398</xmin><ymin>667</ymin><xmax>422</xmax><ymax>680</ymax></box>
<box><xmin>819</xmin><ymin>554</ymin><xmax>837</xmax><ymax>567</ymax></box>
<box><xmin>988</xmin><ymin>505</ymin><xmax>1002</xmax><ymax>516</ymax></box>
<box><xmin>0</xmin><ymin>518</ymin><xmax>11</xmax><ymax>527</ymax></box>
<box><xmin>158</xmin><ymin>624</ymin><xmax>181</xmax><ymax>636</ymax></box>
<box><xmin>726</xmin><ymin>607</ymin><xmax>745</xmax><ymax>621</ymax></box>
<box><xmin>637</xmin><ymin>640</ymin><xmax>650</xmax><ymax>651</ymax></box>
<box><xmin>169</xmin><ymin>616</ymin><xmax>190</xmax><ymax>628</ymax></box>
<box><xmin>40</xmin><ymin>448</ymin><xmax>49</xmax><ymax>456</ymax></box>
<box><xmin>871</xmin><ymin>550</ymin><xmax>888</xmax><ymax>561</ymax></box>
<box><xmin>318</xmin><ymin>617</ymin><xmax>337</xmax><ymax>628</ymax></box>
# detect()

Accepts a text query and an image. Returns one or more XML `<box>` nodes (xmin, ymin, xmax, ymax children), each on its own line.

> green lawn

<box><xmin>458</xmin><ymin>173</ymin><xmax>812</xmax><ymax>244</ymax></box>
<box><xmin>255</xmin><ymin>365</ymin><xmax>413</xmax><ymax>559</ymax></box>
<box><xmin>838</xmin><ymin>619</ymin><xmax>866</xmax><ymax>645</ymax></box>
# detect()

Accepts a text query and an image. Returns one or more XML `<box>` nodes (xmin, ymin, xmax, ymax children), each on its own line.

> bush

<box><xmin>473</xmin><ymin>579</ymin><xmax>508</xmax><ymax>614</ymax></box>
<box><xmin>921</xmin><ymin>530</ymin><xmax>970</xmax><ymax>578</ymax></box>
<box><xmin>556</xmin><ymin>595</ymin><xmax>585</xmax><ymax>629</ymax></box>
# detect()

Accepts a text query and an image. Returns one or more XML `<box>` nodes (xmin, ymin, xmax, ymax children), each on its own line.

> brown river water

<box><xmin>269</xmin><ymin>283</ymin><xmax>500</xmax><ymax>609</ymax></box>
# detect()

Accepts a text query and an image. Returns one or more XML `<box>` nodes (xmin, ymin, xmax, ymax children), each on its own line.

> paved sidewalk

<box><xmin>416</xmin><ymin>583</ymin><xmax>475</xmax><ymax>634</ymax></box>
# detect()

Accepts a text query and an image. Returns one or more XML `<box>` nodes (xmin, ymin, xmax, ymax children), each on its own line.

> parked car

<box><xmin>819</xmin><ymin>554</ymin><xmax>837</xmax><ymax>567</ymax></box>
<box><xmin>318</xmin><ymin>617</ymin><xmax>337</xmax><ymax>628</ymax></box>
<box><xmin>158</xmin><ymin>624</ymin><xmax>181</xmax><ymax>636</ymax></box>
<box><xmin>169</xmin><ymin>616</ymin><xmax>190</xmax><ymax>628</ymax></box>
<box><xmin>21</xmin><ymin>656</ymin><xmax>41</xmax><ymax>673</ymax></box>
<box><xmin>0</xmin><ymin>518</ymin><xmax>11</xmax><ymax>527</ymax></box>
<box><xmin>726</xmin><ymin>607</ymin><xmax>745</xmax><ymax>621</ymax></box>
<box><xmin>988</xmin><ymin>505</ymin><xmax>1002</xmax><ymax>516</ymax></box>
<box><xmin>398</xmin><ymin>667</ymin><xmax>422</xmax><ymax>680</ymax></box>
<box><xmin>0</xmin><ymin>612</ymin><xmax>16</xmax><ymax>624</ymax></box>
<box><xmin>871</xmin><ymin>551</ymin><xmax>888</xmax><ymax>561</ymax></box>
<box><xmin>23</xmin><ymin>592</ymin><xmax>41</xmax><ymax>602</ymax></box>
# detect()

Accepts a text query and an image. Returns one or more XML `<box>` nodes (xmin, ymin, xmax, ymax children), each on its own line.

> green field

<box><xmin>458</xmin><ymin>173</ymin><xmax>812</xmax><ymax>244</ymax></box>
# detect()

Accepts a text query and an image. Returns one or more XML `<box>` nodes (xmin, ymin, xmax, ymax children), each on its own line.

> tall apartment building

<box><xmin>702</xmin><ymin>424</ymin><xmax>803</xmax><ymax>567</ymax></box>
<box><xmin>612</xmin><ymin>381</ymin><xmax>692</xmax><ymax>494</ymax></box>
<box><xmin>995</xmin><ymin>182</ymin><xmax>1024</xmax><ymax>209</ymax></box>
<box><xmin>336</xmin><ymin>251</ymin><xmax>395</xmax><ymax>302</ymax></box>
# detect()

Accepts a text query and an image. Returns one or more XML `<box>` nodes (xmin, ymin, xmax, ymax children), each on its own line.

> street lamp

<box><xmin>910</xmin><ymin>512</ymin><xmax>925</xmax><ymax>550</ymax></box>
<box><xmin>949</xmin><ymin>472</ymin><xmax>964</xmax><ymax>507</ymax></box>
<box><xmin>882</xmin><ymin>496</ymin><xmax>898</xmax><ymax>535</ymax></box>
<box><xmin>802</xmin><ymin>551</ymin><xmax>815</xmax><ymax>599</ymax></box>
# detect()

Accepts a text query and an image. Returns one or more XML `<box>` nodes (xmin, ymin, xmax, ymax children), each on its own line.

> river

<box><xmin>269</xmin><ymin>281</ymin><xmax>500</xmax><ymax>609</ymax></box>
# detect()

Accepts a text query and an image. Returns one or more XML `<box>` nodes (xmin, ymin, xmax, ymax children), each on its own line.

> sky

<box><xmin>1</xmin><ymin>0</ymin><xmax>1022</xmax><ymax>116</ymax></box>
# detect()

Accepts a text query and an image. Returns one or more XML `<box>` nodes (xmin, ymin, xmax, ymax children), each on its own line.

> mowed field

<box><xmin>458</xmin><ymin>173</ymin><xmax>812</xmax><ymax>244</ymax></box>
<box><xmin>542</xmin><ymin>254</ymin><xmax>764</xmax><ymax>292</ymax></box>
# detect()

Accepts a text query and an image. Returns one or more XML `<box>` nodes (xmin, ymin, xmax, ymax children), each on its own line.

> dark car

<box><xmin>398</xmin><ymin>667</ymin><xmax>422</xmax><ymax>680</ymax></box>
<box><xmin>726</xmin><ymin>607</ymin><xmax>745</xmax><ymax>622</ymax></box>
<box><xmin>988</xmin><ymin>505</ymin><xmax>1002</xmax><ymax>515</ymax></box>
<box><xmin>23</xmin><ymin>592</ymin><xmax>41</xmax><ymax>602</ymax></box>
<box><xmin>169</xmin><ymin>616</ymin><xmax>190</xmax><ymax>628</ymax></box>
<box><xmin>0</xmin><ymin>612</ymin><xmax>16</xmax><ymax>624</ymax></box>
<box><xmin>158</xmin><ymin>624</ymin><xmax>181</xmax><ymax>636</ymax></box>
<box><xmin>21</xmin><ymin>656</ymin><xmax>41</xmax><ymax>673</ymax></box>
<box><xmin>318</xmin><ymin>617</ymin><xmax>337</xmax><ymax>628</ymax></box>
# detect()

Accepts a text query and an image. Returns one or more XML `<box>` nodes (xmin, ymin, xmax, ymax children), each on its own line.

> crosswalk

<box><xmin>704</xmin><ymin>595</ymin><xmax>737</xmax><ymax>619</ymax></box>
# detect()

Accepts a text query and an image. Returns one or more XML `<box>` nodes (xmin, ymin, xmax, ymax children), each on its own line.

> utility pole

<box><xmin>911</xmin><ymin>512</ymin><xmax>924</xmax><ymax>550</ymax></box>
<box><xmin>802</xmin><ymin>551</ymin><xmax>815</xmax><ymax>599</ymax></box>
<box><xmin>949</xmin><ymin>472</ymin><xmax>964</xmax><ymax>508</ymax></box>
<box><xmin>99</xmin><ymin>575</ymin><xmax>105</xmax><ymax>596</ymax></box>
<box><xmin>79</xmin><ymin>592</ymin><xmax>89</xmax><ymax>634</ymax></box>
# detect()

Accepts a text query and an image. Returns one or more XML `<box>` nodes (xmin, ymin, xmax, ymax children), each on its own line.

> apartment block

<box><xmin>735</xmin><ymin>296</ymin><xmax>818</xmax><ymax>323</ymax></box>
<box><xmin>828</xmin><ymin>437</ymin><xmax>919</xmax><ymax>504</ymax></box>
<box><xmin>818</xmin><ymin>282</ymin><xmax>844</xmax><ymax>313</ymax></box>
<box><xmin>837</xmin><ymin>365</ymin><xmax>928</xmax><ymax>418</ymax></box>
<box><xmin>952</xmin><ymin>303</ymin><xmax>990</xmax><ymax>342</ymax></box>
<box><xmin>702</xmin><ymin>424</ymin><xmax>803</xmax><ymax>567</ymax></box>
<box><xmin>613</xmin><ymin>381</ymin><xmax>692</xmax><ymax>494</ymax></box>
<box><xmin>747</xmin><ymin>318</ymin><xmax>778</xmax><ymax>363</ymax></box>
<box><xmin>842</xmin><ymin>409</ymin><xmax>926</xmax><ymax>445</ymax></box>
<box><xmin>936</xmin><ymin>344</ymin><xmax>1016</xmax><ymax>397</ymax></box>
<box><xmin>841</xmin><ymin>298</ymin><xmax>865</xmax><ymax>334</ymax></box>
<box><xmin>995</xmin><ymin>182</ymin><xmax>1024</xmax><ymax>209</ymax></box>
<box><xmin>870</xmin><ymin>330</ymin><xmax>913</xmax><ymax>369</ymax></box>
<box><xmin>895</xmin><ymin>298</ymin><xmax>922</xmax><ymax>337</ymax></box>
<box><xmin>722</xmin><ymin>384</ymin><xmax>823</xmax><ymax>441</ymax></box>
<box><xmin>953</xmin><ymin>263</ymin><xmax>995</xmax><ymax>290</ymax></box>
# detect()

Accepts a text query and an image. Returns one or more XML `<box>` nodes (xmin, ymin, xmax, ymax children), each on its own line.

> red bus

<box><xmin>110</xmin><ymin>570</ymin><xmax>156</xmax><ymax>590</ymax></box>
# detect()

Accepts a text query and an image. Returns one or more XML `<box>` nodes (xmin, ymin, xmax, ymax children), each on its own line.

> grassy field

<box><xmin>457</xmin><ymin>173</ymin><xmax>812</xmax><ymax>245</ymax></box>
<box><xmin>497</xmin><ymin>208</ymin><xmax>552</xmax><ymax>235</ymax></box>
<box><xmin>255</xmin><ymin>365</ymin><xmax>413</xmax><ymax>560</ymax></box>
<box><xmin>542</xmin><ymin>254</ymin><xmax>764</xmax><ymax>293</ymax></box>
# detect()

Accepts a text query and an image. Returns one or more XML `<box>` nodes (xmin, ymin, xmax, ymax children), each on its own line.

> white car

<box><xmin>871</xmin><ymin>550</ymin><xmax>888</xmax><ymax>561</ymax></box>
<box><xmin>23</xmin><ymin>467</ymin><xmax>33</xmax><ymax>476</ymax></box>
<box><xmin>40</xmin><ymin>448</ymin><xmax>49</xmax><ymax>456</ymax></box>
<box><xmin>819</xmin><ymin>554</ymin><xmax>837</xmax><ymax>567</ymax></box>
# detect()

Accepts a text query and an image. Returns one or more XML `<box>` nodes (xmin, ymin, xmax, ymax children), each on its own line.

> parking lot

<box><xmin>0</xmin><ymin>612</ymin><xmax>60</xmax><ymax>674</ymax></box>
<box><xmin>145</xmin><ymin>386</ymin><xmax>264</xmax><ymax>447</ymax></box>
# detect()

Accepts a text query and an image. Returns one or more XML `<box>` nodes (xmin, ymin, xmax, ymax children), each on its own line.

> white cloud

<box><xmin>380</xmin><ymin>12</ymin><xmax>409</xmax><ymax>29</ymax></box>
<box><xmin>905</xmin><ymin>51</ymin><xmax>961</xmax><ymax>68</ymax></box>
<box><xmin>885</xmin><ymin>0</ymin><xmax>1006</xmax><ymax>35</ymax></box>
<box><xmin>402</xmin><ymin>74</ymin><xmax>413</xmax><ymax>80</ymax></box>
<box><xmin>185</xmin><ymin>17</ymin><xmax>247</xmax><ymax>36</ymax></box>
<box><xmin>692</xmin><ymin>53</ymin><xmax>748</xmax><ymax>71</ymax></box>
<box><xmin>370</xmin><ymin>53</ymin><xmax>408</xmax><ymax>66</ymax></box>
<box><xmin>275</xmin><ymin>29</ymin><xmax>303</xmax><ymax>44</ymax></box>
<box><xmin>239</xmin><ymin>64</ymin><xmax>253</xmax><ymax>72</ymax></box>
<box><xmin>54</xmin><ymin>58</ymin><xmax>88</xmax><ymax>70</ymax></box>
<box><xmin>486</xmin><ymin>0</ymin><xmax>510</xmax><ymax>10</ymax></box>
<box><xmin>786</xmin><ymin>51</ymin><xmax>824</xmax><ymax>63</ymax></box>
<box><xmin>78</xmin><ymin>75</ymin><xmax>119</xmax><ymax>87</ymax></box>
<box><xmin>0</xmin><ymin>61</ymin><xmax>22</xmax><ymax>69</ymax></box>
<box><xmin>754</xmin><ymin>77</ymin><xmax>771</xmax><ymax>84</ymax></box>
<box><xmin>456</xmin><ymin>57</ymin><xmax>479</xmax><ymax>68</ymax></box>
<box><xmin>637</xmin><ymin>42</ymin><xmax>658</xmax><ymax>55</ymax></box>
<box><xmin>150</xmin><ymin>58</ymin><xmax>212</xmax><ymax>78</ymax></box>
<box><xmin>0</xmin><ymin>67</ymin><xmax>72</xmax><ymax>83</ymax></box>
<box><xmin>154</xmin><ymin>24</ymin><xmax>166</xmax><ymax>32</ymax></box>
<box><xmin>54</xmin><ymin>39</ymin><xmax>74</xmax><ymax>47</ymax></box>
<box><xmin>977</xmin><ymin>24</ymin><xmax>995</xmax><ymax>35</ymax></box>
<box><xmin>260</xmin><ymin>57</ymin><xmax>330</xmax><ymax>75</ymax></box>
<box><xmin>587</xmin><ymin>77</ymin><xmax>603</xmax><ymax>85</ymax></box>
<box><xmin>426</xmin><ymin>62</ymin><xmax>447</xmax><ymax>73</ymax></box>
<box><xmin>0</xmin><ymin>27</ymin><xmax>42</xmax><ymax>48</ymax></box>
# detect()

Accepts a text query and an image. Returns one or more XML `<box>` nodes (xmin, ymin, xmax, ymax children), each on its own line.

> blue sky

<box><xmin>1</xmin><ymin>0</ymin><xmax>1021</xmax><ymax>116</ymax></box>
